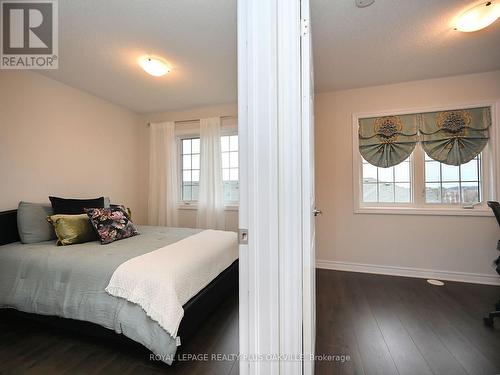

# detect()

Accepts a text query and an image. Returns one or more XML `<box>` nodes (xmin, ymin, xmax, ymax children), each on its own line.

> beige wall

<box><xmin>0</xmin><ymin>71</ymin><xmax>237</xmax><ymax>229</ymax></box>
<box><xmin>0</xmin><ymin>71</ymin><xmax>145</xmax><ymax>223</ymax></box>
<box><xmin>141</xmin><ymin>103</ymin><xmax>239</xmax><ymax>231</ymax></box>
<box><xmin>315</xmin><ymin>70</ymin><xmax>500</xmax><ymax>279</ymax></box>
<box><xmin>144</xmin><ymin>103</ymin><xmax>237</xmax><ymax>124</ymax></box>
<box><xmin>11</xmin><ymin>68</ymin><xmax>496</xmax><ymax>278</ymax></box>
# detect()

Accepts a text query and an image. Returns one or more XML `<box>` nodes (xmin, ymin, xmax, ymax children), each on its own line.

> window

<box><xmin>354</xmin><ymin>104</ymin><xmax>496</xmax><ymax>215</ymax></box>
<box><xmin>180</xmin><ymin>134</ymin><xmax>239</xmax><ymax>204</ymax></box>
<box><xmin>358</xmin><ymin>146</ymin><xmax>490</xmax><ymax>213</ymax></box>
<box><xmin>362</xmin><ymin>157</ymin><xmax>411</xmax><ymax>203</ymax></box>
<box><xmin>424</xmin><ymin>154</ymin><xmax>481</xmax><ymax>205</ymax></box>
<box><xmin>181</xmin><ymin>138</ymin><xmax>200</xmax><ymax>201</ymax></box>
<box><xmin>221</xmin><ymin>135</ymin><xmax>239</xmax><ymax>203</ymax></box>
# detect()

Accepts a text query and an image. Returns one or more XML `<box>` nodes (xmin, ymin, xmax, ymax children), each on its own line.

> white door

<box><xmin>301</xmin><ymin>0</ymin><xmax>316</xmax><ymax>373</ymax></box>
<box><xmin>237</xmin><ymin>1</ymin><xmax>315</xmax><ymax>373</ymax></box>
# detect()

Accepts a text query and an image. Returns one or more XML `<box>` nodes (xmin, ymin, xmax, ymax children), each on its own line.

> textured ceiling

<box><xmin>40</xmin><ymin>0</ymin><xmax>500</xmax><ymax>113</ymax></box>
<box><xmin>312</xmin><ymin>0</ymin><xmax>500</xmax><ymax>92</ymax></box>
<box><xmin>40</xmin><ymin>0</ymin><xmax>237</xmax><ymax>114</ymax></box>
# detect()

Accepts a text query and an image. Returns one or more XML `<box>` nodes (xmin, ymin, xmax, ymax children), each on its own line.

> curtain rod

<box><xmin>147</xmin><ymin>115</ymin><xmax>236</xmax><ymax>127</ymax></box>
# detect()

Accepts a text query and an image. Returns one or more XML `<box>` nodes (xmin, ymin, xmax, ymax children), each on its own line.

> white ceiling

<box><xmin>40</xmin><ymin>0</ymin><xmax>500</xmax><ymax>113</ymax></box>
<box><xmin>312</xmin><ymin>0</ymin><xmax>500</xmax><ymax>92</ymax></box>
<box><xmin>40</xmin><ymin>0</ymin><xmax>237</xmax><ymax>114</ymax></box>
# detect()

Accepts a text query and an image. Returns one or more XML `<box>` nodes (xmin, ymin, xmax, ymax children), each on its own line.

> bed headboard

<box><xmin>0</xmin><ymin>210</ymin><xmax>19</xmax><ymax>246</ymax></box>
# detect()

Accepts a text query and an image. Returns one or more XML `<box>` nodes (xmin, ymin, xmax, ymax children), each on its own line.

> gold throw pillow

<box><xmin>47</xmin><ymin>214</ymin><xmax>96</xmax><ymax>246</ymax></box>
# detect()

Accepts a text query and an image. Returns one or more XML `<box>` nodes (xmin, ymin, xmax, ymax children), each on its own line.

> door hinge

<box><xmin>301</xmin><ymin>18</ymin><xmax>309</xmax><ymax>36</ymax></box>
<box><xmin>238</xmin><ymin>228</ymin><xmax>248</xmax><ymax>245</ymax></box>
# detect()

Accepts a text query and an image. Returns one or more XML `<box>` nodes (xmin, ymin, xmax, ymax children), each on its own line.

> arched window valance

<box><xmin>419</xmin><ymin>107</ymin><xmax>491</xmax><ymax>166</ymax></box>
<box><xmin>358</xmin><ymin>114</ymin><xmax>418</xmax><ymax>168</ymax></box>
<box><xmin>359</xmin><ymin>107</ymin><xmax>491</xmax><ymax>167</ymax></box>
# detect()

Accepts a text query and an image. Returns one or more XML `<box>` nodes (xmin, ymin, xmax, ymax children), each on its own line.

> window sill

<box><xmin>355</xmin><ymin>206</ymin><xmax>493</xmax><ymax>217</ymax></box>
<box><xmin>177</xmin><ymin>203</ymin><xmax>239</xmax><ymax>211</ymax></box>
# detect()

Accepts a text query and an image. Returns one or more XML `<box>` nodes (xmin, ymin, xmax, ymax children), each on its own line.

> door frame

<box><xmin>237</xmin><ymin>1</ymin><xmax>315</xmax><ymax>374</ymax></box>
<box><xmin>300</xmin><ymin>0</ymin><xmax>316</xmax><ymax>373</ymax></box>
<box><xmin>237</xmin><ymin>1</ymin><xmax>280</xmax><ymax>374</ymax></box>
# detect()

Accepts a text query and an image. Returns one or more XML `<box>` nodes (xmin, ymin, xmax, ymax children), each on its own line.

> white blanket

<box><xmin>105</xmin><ymin>229</ymin><xmax>238</xmax><ymax>338</ymax></box>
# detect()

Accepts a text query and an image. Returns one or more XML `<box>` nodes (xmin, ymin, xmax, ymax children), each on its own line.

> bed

<box><xmin>0</xmin><ymin>209</ymin><xmax>239</xmax><ymax>365</ymax></box>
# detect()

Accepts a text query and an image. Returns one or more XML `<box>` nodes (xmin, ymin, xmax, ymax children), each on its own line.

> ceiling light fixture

<box><xmin>138</xmin><ymin>56</ymin><xmax>170</xmax><ymax>77</ymax></box>
<box><xmin>355</xmin><ymin>0</ymin><xmax>375</xmax><ymax>8</ymax></box>
<box><xmin>455</xmin><ymin>1</ymin><xmax>500</xmax><ymax>32</ymax></box>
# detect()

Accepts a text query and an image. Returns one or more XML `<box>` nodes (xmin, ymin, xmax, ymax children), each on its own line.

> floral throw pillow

<box><xmin>85</xmin><ymin>207</ymin><xmax>138</xmax><ymax>244</ymax></box>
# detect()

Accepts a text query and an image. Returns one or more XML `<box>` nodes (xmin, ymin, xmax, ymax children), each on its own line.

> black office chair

<box><xmin>483</xmin><ymin>201</ymin><xmax>500</xmax><ymax>327</ymax></box>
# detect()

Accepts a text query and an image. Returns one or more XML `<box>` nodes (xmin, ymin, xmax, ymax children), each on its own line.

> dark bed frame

<box><xmin>0</xmin><ymin>209</ymin><xmax>238</xmax><ymax>348</ymax></box>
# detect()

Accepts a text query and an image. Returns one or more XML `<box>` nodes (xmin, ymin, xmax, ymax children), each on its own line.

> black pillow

<box><xmin>49</xmin><ymin>196</ymin><xmax>105</xmax><ymax>215</ymax></box>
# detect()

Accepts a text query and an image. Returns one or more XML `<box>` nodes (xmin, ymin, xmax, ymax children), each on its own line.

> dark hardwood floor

<box><xmin>1</xmin><ymin>270</ymin><xmax>499</xmax><ymax>375</ymax></box>
<box><xmin>0</xmin><ymin>295</ymin><xmax>239</xmax><ymax>375</ymax></box>
<box><xmin>316</xmin><ymin>270</ymin><xmax>500</xmax><ymax>375</ymax></box>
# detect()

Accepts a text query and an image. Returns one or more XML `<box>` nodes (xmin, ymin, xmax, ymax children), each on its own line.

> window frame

<box><xmin>352</xmin><ymin>101</ymin><xmax>499</xmax><ymax>216</ymax></box>
<box><xmin>179</xmin><ymin>136</ymin><xmax>201</xmax><ymax>204</ymax></box>
<box><xmin>420</xmin><ymin>147</ymin><xmax>483</xmax><ymax>206</ymax></box>
<box><xmin>360</xmin><ymin>155</ymin><xmax>414</xmax><ymax>207</ymax></box>
<box><xmin>220</xmin><ymin>130</ymin><xmax>240</xmax><ymax>206</ymax></box>
<box><xmin>175</xmin><ymin>120</ymin><xmax>239</xmax><ymax>210</ymax></box>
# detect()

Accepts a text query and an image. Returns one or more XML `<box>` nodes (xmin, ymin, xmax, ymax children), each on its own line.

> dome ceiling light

<box><xmin>455</xmin><ymin>1</ymin><xmax>500</xmax><ymax>32</ymax></box>
<box><xmin>138</xmin><ymin>56</ymin><xmax>170</xmax><ymax>77</ymax></box>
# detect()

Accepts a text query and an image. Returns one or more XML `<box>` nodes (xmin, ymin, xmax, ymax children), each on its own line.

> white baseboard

<box><xmin>316</xmin><ymin>259</ymin><xmax>500</xmax><ymax>286</ymax></box>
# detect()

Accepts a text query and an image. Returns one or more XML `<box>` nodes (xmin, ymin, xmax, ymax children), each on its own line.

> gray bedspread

<box><xmin>0</xmin><ymin>225</ymin><xmax>201</xmax><ymax>364</ymax></box>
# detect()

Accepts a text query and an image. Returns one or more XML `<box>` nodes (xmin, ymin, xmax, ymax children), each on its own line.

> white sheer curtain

<box><xmin>147</xmin><ymin>122</ymin><xmax>179</xmax><ymax>227</ymax></box>
<box><xmin>197</xmin><ymin>117</ymin><xmax>225</xmax><ymax>229</ymax></box>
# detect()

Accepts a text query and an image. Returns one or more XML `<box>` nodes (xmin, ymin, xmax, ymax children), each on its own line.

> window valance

<box><xmin>358</xmin><ymin>106</ymin><xmax>491</xmax><ymax>167</ymax></box>
<box><xmin>419</xmin><ymin>107</ymin><xmax>491</xmax><ymax>166</ymax></box>
<box><xmin>358</xmin><ymin>114</ymin><xmax>418</xmax><ymax>168</ymax></box>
